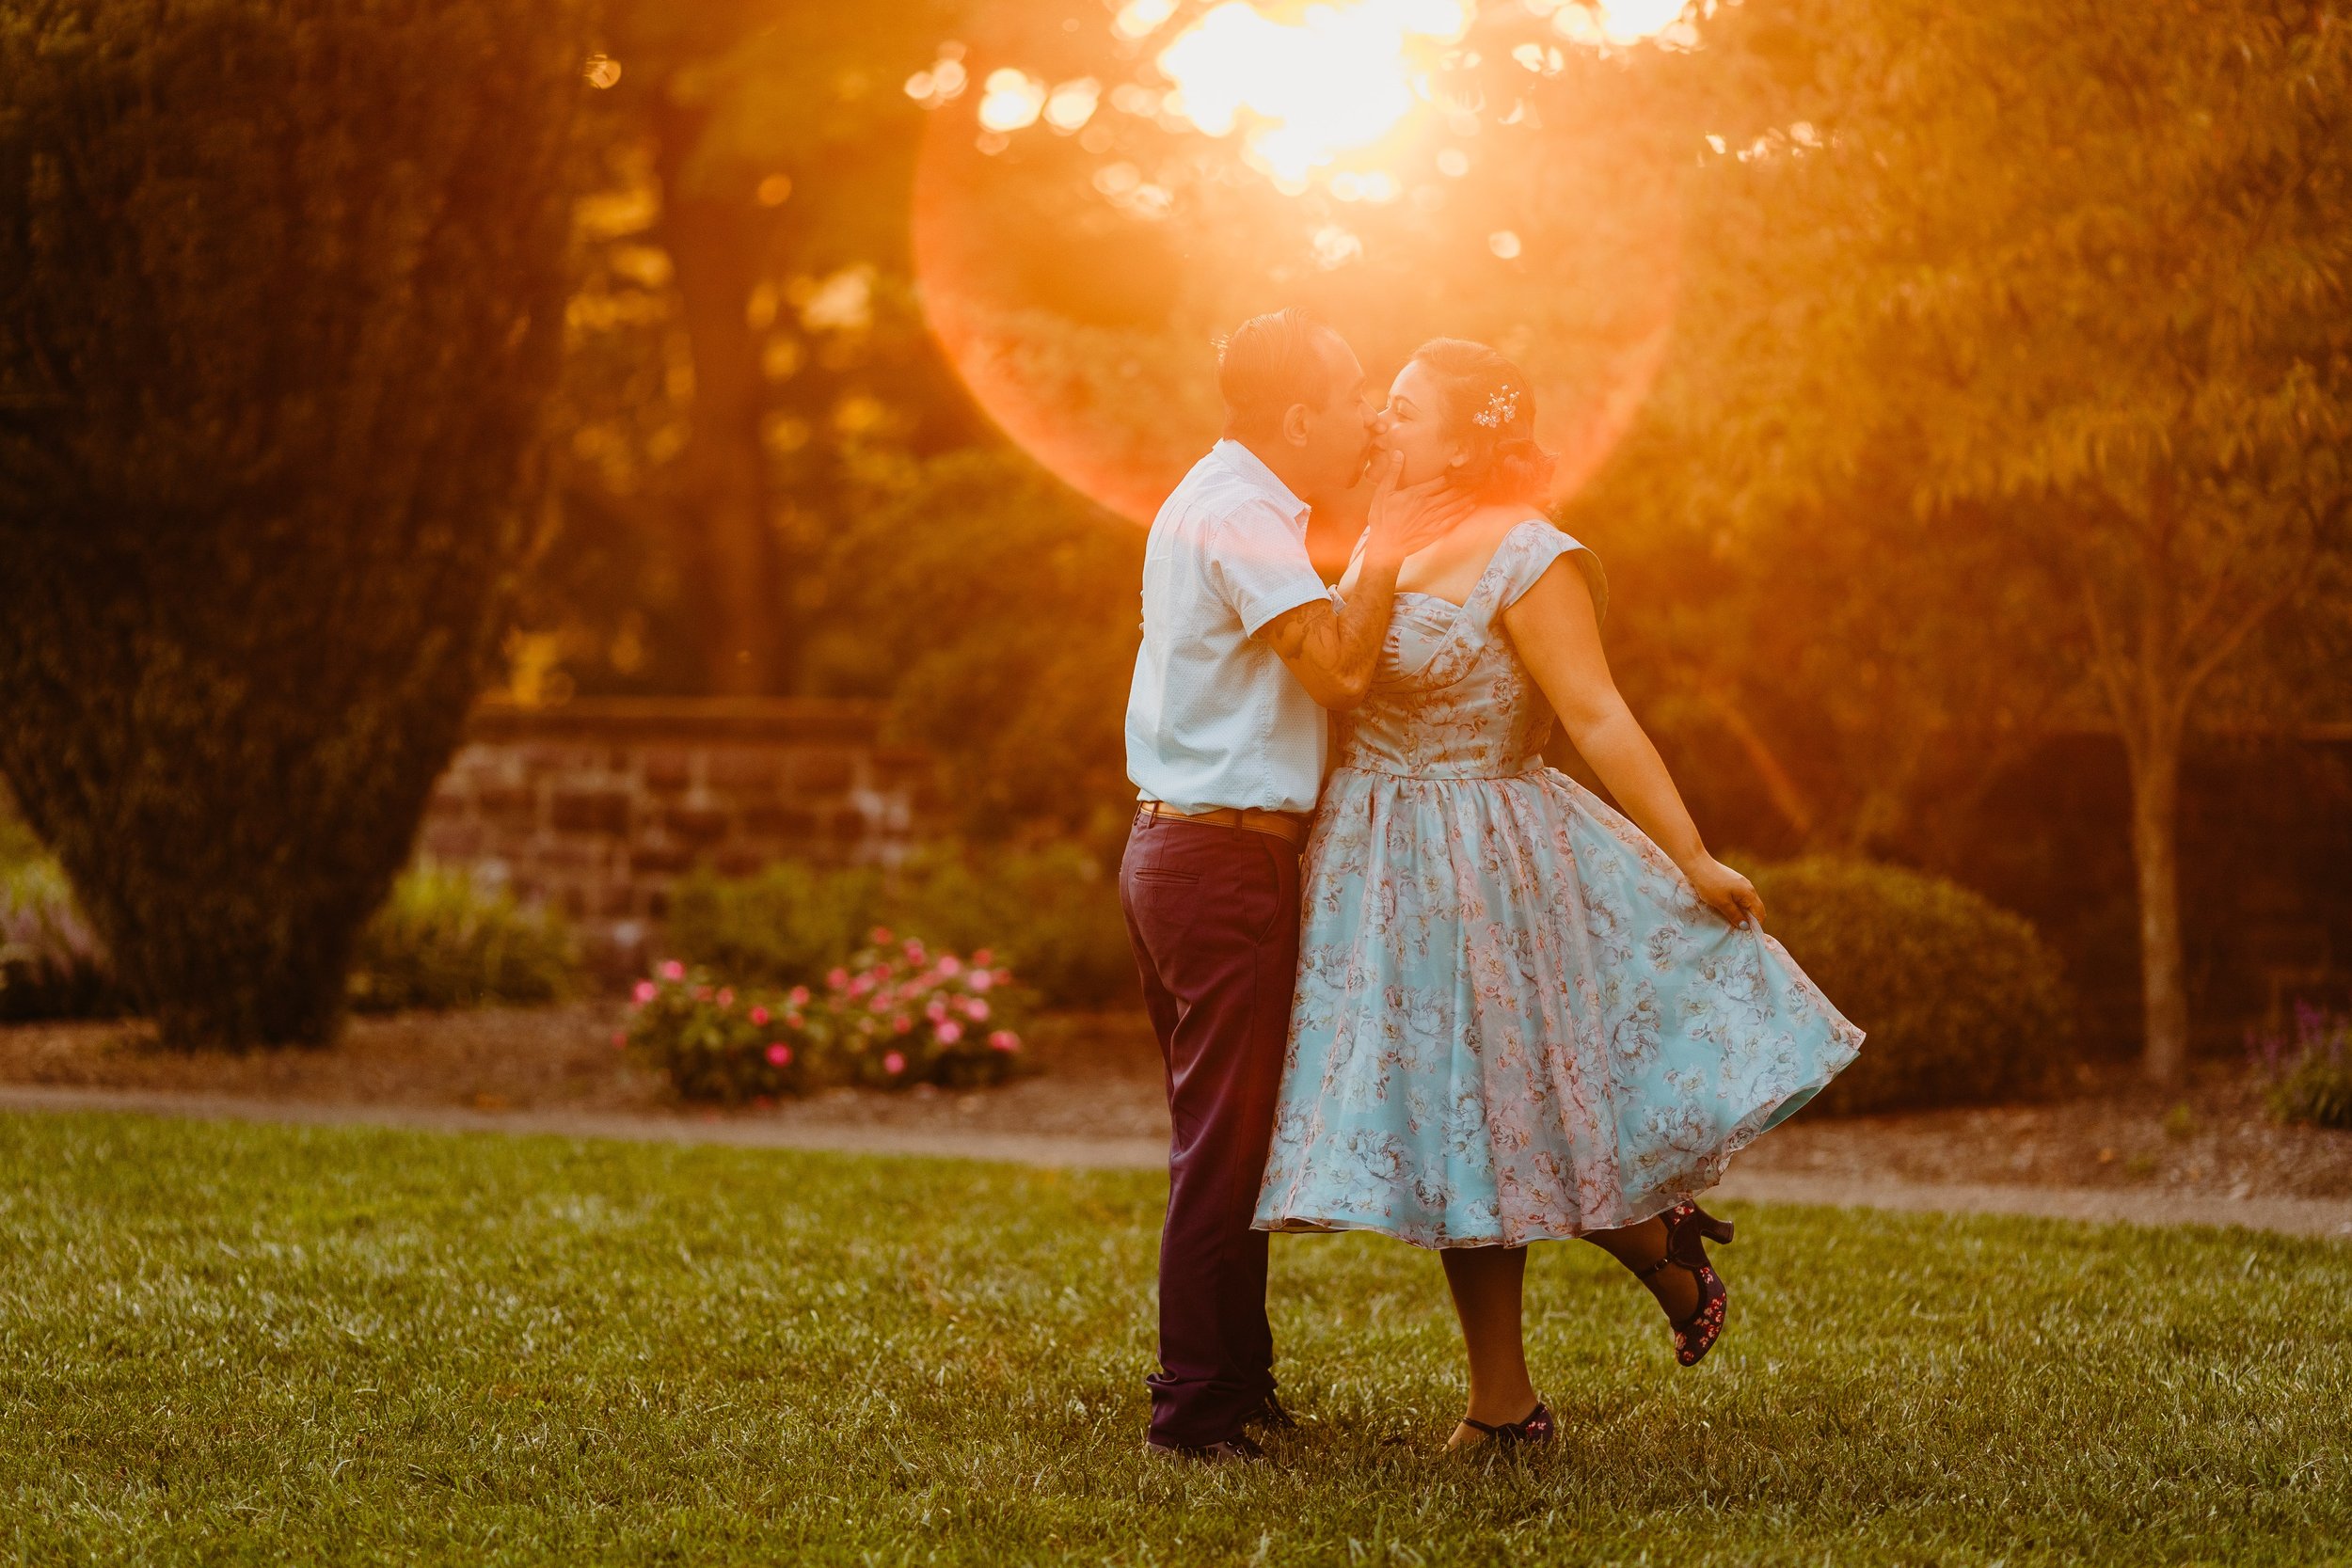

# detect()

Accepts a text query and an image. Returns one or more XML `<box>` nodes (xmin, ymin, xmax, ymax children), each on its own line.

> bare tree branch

<box><xmin>2182</xmin><ymin>562</ymin><xmax>2306</xmax><ymax>703</ymax></box>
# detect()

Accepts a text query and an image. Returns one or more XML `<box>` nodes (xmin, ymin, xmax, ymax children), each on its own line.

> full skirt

<box><xmin>1252</xmin><ymin>765</ymin><xmax>1864</xmax><ymax>1248</ymax></box>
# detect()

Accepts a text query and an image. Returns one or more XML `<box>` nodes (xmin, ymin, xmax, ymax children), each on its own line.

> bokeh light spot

<box><xmin>977</xmin><ymin>69</ymin><xmax>1047</xmax><ymax>132</ymax></box>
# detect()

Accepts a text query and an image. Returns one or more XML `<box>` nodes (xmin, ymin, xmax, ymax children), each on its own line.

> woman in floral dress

<box><xmin>1253</xmin><ymin>339</ymin><xmax>1864</xmax><ymax>1451</ymax></box>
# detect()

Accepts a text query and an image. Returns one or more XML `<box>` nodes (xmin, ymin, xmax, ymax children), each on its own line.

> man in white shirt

<box><xmin>1121</xmin><ymin>309</ymin><xmax>1470</xmax><ymax>1462</ymax></box>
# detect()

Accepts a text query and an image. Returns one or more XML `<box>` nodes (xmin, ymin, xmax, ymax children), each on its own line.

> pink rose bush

<box><xmin>621</xmin><ymin>961</ymin><xmax>818</xmax><ymax>1102</ymax></box>
<box><xmin>624</xmin><ymin>929</ymin><xmax>1027</xmax><ymax>1104</ymax></box>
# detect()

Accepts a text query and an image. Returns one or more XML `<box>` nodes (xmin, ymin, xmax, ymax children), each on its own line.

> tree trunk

<box><xmin>2126</xmin><ymin>721</ymin><xmax>2192</xmax><ymax>1085</ymax></box>
<box><xmin>651</xmin><ymin>95</ymin><xmax>776</xmax><ymax>696</ymax></box>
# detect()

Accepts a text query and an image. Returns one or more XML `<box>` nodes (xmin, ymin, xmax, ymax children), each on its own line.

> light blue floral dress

<box><xmin>1253</xmin><ymin>520</ymin><xmax>1864</xmax><ymax>1248</ymax></box>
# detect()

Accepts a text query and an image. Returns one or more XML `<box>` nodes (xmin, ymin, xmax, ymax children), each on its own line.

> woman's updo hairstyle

<box><xmin>1407</xmin><ymin>338</ymin><xmax>1557</xmax><ymax>505</ymax></box>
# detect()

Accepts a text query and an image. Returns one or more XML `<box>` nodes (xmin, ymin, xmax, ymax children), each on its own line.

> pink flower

<box><xmin>902</xmin><ymin>940</ymin><xmax>927</xmax><ymax>961</ymax></box>
<box><xmin>993</xmin><ymin>969</ymin><xmax>1012</xmax><ymax>987</ymax></box>
<box><xmin>870</xmin><ymin>926</ymin><xmax>895</xmax><ymax>944</ymax></box>
<box><xmin>935</xmin><ymin>1021</ymin><xmax>964</xmax><ymax>1044</ymax></box>
<box><xmin>716</xmin><ymin>987</ymin><xmax>735</xmax><ymax>1008</ymax></box>
<box><xmin>660</xmin><ymin>959</ymin><xmax>685</xmax><ymax>981</ymax></box>
<box><xmin>925</xmin><ymin>999</ymin><xmax>949</xmax><ymax>1023</ymax></box>
<box><xmin>788</xmin><ymin>986</ymin><xmax>810</xmax><ymax>1006</ymax></box>
<box><xmin>826</xmin><ymin>968</ymin><xmax>850</xmax><ymax>990</ymax></box>
<box><xmin>766</xmin><ymin>1043</ymin><xmax>792</xmax><ymax>1067</ymax></box>
<box><xmin>938</xmin><ymin>955</ymin><xmax>962</xmax><ymax>976</ymax></box>
<box><xmin>849</xmin><ymin>974</ymin><xmax>875</xmax><ymax>998</ymax></box>
<box><xmin>892</xmin><ymin>1014</ymin><xmax>913</xmax><ymax>1035</ymax></box>
<box><xmin>989</xmin><ymin>1030</ymin><xmax>1021</xmax><ymax>1053</ymax></box>
<box><xmin>883</xmin><ymin>1051</ymin><xmax>906</xmax><ymax>1074</ymax></box>
<box><xmin>969</xmin><ymin>971</ymin><xmax>993</xmax><ymax>993</ymax></box>
<box><xmin>693</xmin><ymin>985</ymin><xmax>712</xmax><ymax>1001</ymax></box>
<box><xmin>964</xmin><ymin>998</ymin><xmax>990</xmax><ymax>1022</ymax></box>
<box><xmin>750</xmin><ymin>1006</ymin><xmax>770</xmax><ymax>1026</ymax></box>
<box><xmin>632</xmin><ymin>980</ymin><xmax>658</xmax><ymax>1005</ymax></box>
<box><xmin>972</xmin><ymin>948</ymin><xmax>994</xmax><ymax>967</ymax></box>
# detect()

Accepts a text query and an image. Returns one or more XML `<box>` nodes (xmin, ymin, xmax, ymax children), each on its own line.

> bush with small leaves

<box><xmin>808</xmin><ymin>930</ymin><xmax>1028</xmax><ymax>1090</ymax></box>
<box><xmin>621</xmin><ymin>961</ymin><xmax>812</xmax><ymax>1105</ymax></box>
<box><xmin>663</xmin><ymin>843</ymin><xmax>1134</xmax><ymax>1011</ymax></box>
<box><xmin>2248</xmin><ymin>1003</ymin><xmax>2352</xmax><ymax>1132</ymax></box>
<box><xmin>661</xmin><ymin>862</ymin><xmax>883</xmax><ymax>992</ymax></box>
<box><xmin>1745</xmin><ymin>856</ymin><xmax>2074</xmax><ymax>1114</ymax></box>
<box><xmin>624</xmin><ymin>934</ymin><xmax>1027</xmax><ymax>1104</ymax></box>
<box><xmin>347</xmin><ymin>865</ymin><xmax>580</xmax><ymax>1014</ymax></box>
<box><xmin>0</xmin><ymin>856</ymin><xmax>120</xmax><ymax>1022</ymax></box>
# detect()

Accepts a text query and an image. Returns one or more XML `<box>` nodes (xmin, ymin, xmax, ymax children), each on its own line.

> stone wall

<box><xmin>417</xmin><ymin>698</ymin><xmax>930</xmax><ymax>974</ymax></box>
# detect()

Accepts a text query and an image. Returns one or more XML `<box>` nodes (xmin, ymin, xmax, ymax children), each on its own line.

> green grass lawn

<box><xmin>1</xmin><ymin>1113</ymin><xmax>2346</xmax><ymax>1566</ymax></box>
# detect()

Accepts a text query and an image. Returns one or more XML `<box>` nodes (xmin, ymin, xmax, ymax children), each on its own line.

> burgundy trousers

<box><xmin>1119</xmin><ymin>808</ymin><xmax>1302</xmax><ymax>1448</ymax></box>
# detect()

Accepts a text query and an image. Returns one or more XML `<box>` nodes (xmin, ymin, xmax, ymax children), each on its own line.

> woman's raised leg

<box><xmin>1581</xmin><ymin>1215</ymin><xmax>1699</xmax><ymax>1323</ymax></box>
<box><xmin>1584</xmin><ymin>1203</ymin><xmax>1736</xmax><ymax>1366</ymax></box>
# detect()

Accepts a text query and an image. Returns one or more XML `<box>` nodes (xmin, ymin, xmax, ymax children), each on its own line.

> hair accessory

<box><xmin>1471</xmin><ymin>386</ymin><xmax>1520</xmax><ymax>429</ymax></box>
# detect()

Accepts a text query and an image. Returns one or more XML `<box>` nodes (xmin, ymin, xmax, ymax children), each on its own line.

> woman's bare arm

<box><xmin>1502</xmin><ymin>561</ymin><xmax>1766</xmax><ymax>928</ymax></box>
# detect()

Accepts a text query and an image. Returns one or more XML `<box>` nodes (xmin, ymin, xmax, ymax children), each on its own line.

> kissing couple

<box><xmin>1120</xmin><ymin>309</ymin><xmax>1864</xmax><ymax>1461</ymax></box>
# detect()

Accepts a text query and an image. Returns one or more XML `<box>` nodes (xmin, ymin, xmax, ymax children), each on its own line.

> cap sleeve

<box><xmin>1489</xmin><ymin>520</ymin><xmax>1608</xmax><ymax>626</ymax></box>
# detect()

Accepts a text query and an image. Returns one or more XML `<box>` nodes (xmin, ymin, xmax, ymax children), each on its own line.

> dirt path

<box><xmin>6</xmin><ymin>1082</ymin><xmax>2346</xmax><ymax>1242</ymax></box>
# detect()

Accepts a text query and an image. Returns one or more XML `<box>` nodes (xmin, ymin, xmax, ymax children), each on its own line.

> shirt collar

<box><xmin>1212</xmin><ymin>438</ymin><xmax>1311</xmax><ymax>529</ymax></box>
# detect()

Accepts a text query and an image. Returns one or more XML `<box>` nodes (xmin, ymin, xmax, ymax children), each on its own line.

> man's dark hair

<box><xmin>1216</xmin><ymin>307</ymin><xmax>1335</xmax><ymax>436</ymax></box>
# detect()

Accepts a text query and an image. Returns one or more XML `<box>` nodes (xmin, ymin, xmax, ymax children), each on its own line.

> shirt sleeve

<box><xmin>1207</xmin><ymin>500</ymin><xmax>1333</xmax><ymax>638</ymax></box>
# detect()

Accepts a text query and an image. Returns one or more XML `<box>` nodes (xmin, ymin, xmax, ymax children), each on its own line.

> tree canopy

<box><xmin>1578</xmin><ymin>0</ymin><xmax>2352</xmax><ymax>1077</ymax></box>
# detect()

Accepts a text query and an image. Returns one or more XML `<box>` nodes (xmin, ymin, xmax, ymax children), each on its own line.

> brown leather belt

<box><xmin>1136</xmin><ymin>799</ymin><xmax>1311</xmax><ymax>847</ymax></box>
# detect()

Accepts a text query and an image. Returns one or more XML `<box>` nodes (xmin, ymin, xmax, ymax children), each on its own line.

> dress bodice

<box><xmin>1336</xmin><ymin>520</ymin><xmax>1610</xmax><ymax>781</ymax></box>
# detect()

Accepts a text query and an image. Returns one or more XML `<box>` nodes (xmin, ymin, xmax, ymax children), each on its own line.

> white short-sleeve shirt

<box><xmin>1124</xmin><ymin>440</ymin><xmax>1335</xmax><ymax>814</ymax></box>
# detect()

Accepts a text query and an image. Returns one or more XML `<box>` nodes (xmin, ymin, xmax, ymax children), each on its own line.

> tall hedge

<box><xmin>0</xmin><ymin>0</ymin><xmax>588</xmax><ymax>1046</ymax></box>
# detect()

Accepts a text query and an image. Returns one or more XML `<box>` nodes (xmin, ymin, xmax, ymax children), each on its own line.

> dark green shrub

<box><xmin>2271</xmin><ymin>1052</ymin><xmax>2352</xmax><ymax>1132</ymax></box>
<box><xmin>2249</xmin><ymin>1004</ymin><xmax>2352</xmax><ymax>1131</ymax></box>
<box><xmin>662</xmin><ymin>843</ymin><xmax>1136</xmax><ymax>1010</ymax></box>
<box><xmin>0</xmin><ymin>0</ymin><xmax>588</xmax><ymax>1047</ymax></box>
<box><xmin>884</xmin><ymin>845</ymin><xmax>1136</xmax><ymax>1010</ymax></box>
<box><xmin>347</xmin><ymin>865</ymin><xmax>580</xmax><ymax>1014</ymax></box>
<box><xmin>1744</xmin><ymin>856</ymin><xmax>2074</xmax><ymax>1114</ymax></box>
<box><xmin>0</xmin><ymin>802</ymin><xmax>43</xmax><ymax>876</ymax></box>
<box><xmin>663</xmin><ymin>862</ymin><xmax>884</xmax><ymax>991</ymax></box>
<box><xmin>0</xmin><ymin>856</ymin><xmax>121</xmax><ymax>1022</ymax></box>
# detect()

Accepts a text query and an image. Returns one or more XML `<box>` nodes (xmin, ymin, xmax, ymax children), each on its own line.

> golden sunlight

<box><xmin>1155</xmin><ymin>0</ymin><xmax>1468</xmax><ymax>189</ymax></box>
<box><xmin>1151</xmin><ymin>0</ymin><xmax>1690</xmax><ymax>190</ymax></box>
